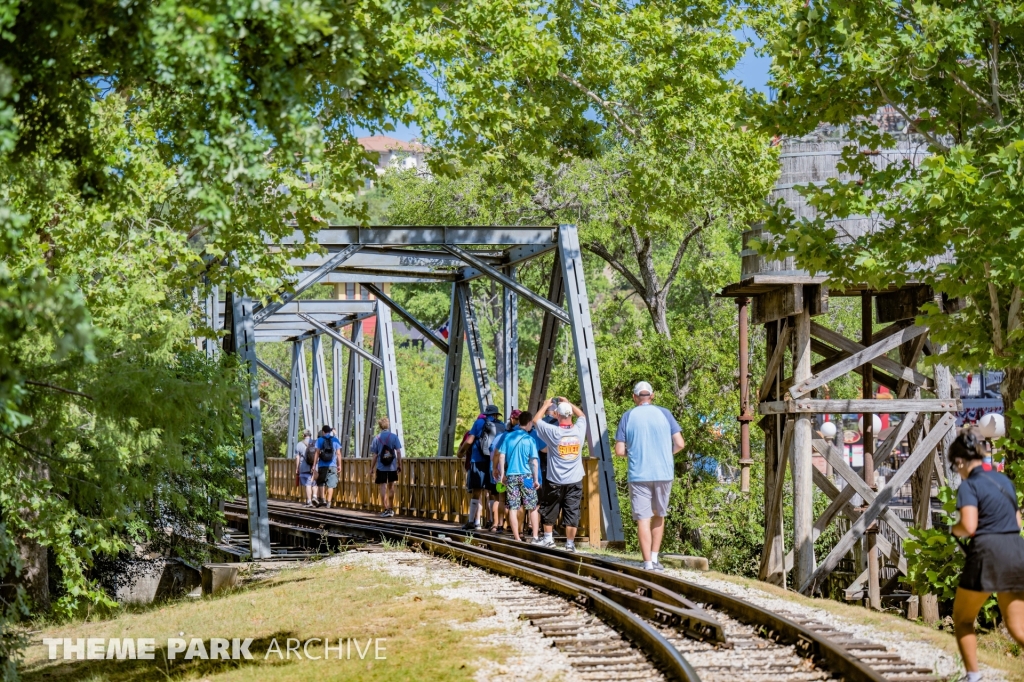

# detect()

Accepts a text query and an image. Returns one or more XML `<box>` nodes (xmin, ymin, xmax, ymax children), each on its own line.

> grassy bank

<box><xmin>19</xmin><ymin>556</ymin><xmax>503</xmax><ymax>681</ymax></box>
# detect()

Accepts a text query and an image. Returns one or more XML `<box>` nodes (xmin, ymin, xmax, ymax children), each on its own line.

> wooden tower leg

<box><xmin>861</xmin><ymin>292</ymin><xmax>881</xmax><ymax>610</ymax></box>
<box><xmin>792</xmin><ymin>306</ymin><xmax>815</xmax><ymax>590</ymax></box>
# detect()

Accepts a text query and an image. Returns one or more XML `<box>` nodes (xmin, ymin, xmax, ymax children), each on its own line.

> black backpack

<box><xmin>379</xmin><ymin>436</ymin><xmax>397</xmax><ymax>467</ymax></box>
<box><xmin>319</xmin><ymin>436</ymin><xmax>336</xmax><ymax>465</ymax></box>
<box><xmin>303</xmin><ymin>441</ymin><xmax>315</xmax><ymax>467</ymax></box>
<box><xmin>477</xmin><ymin>420</ymin><xmax>505</xmax><ymax>459</ymax></box>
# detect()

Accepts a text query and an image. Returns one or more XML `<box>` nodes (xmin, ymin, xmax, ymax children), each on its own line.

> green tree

<box><xmin>757</xmin><ymin>1</ymin><xmax>1024</xmax><ymax>464</ymax></box>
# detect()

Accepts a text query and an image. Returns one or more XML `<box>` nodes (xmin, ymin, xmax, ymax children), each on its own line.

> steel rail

<box><xmin>223</xmin><ymin>503</ymin><xmax>698</xmax><ymax>681</ymax></box>
<box><xmin>246</xmin><ymin>502</ymin><xmax>888</xmax><ymax>682</ymax></box>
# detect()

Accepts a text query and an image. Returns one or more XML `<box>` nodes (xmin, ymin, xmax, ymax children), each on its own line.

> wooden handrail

<box><xmin>266</xmin><ymin>456</ymin><xmax>603</xmax><ymax>544</ymax></box>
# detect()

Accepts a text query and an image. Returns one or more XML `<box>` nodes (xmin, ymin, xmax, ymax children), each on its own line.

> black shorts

<box><xmin>959</xmin><ymin>532</ymin><xmax>1024</xmax><ymax>592</ymax></box>
<box><xmin>540</xmin><ymin>481</ymin><xmax>583</xmax><ymax>528</ymax></box>
<box><xmin>375</xmin><ymin>469</ymin><xmax>398</xmax><ymax>485</ymax></box>
<box><xmin>466</xmin><ymin>461</ymin><xmax>490</xmax><ymax>492</ymax></box>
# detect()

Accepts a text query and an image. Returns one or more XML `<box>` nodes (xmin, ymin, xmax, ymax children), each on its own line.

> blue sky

<box><xmin>359</xmin><ymin>39</ymin><xmax>771</xmax><ymax>143</ymax></box>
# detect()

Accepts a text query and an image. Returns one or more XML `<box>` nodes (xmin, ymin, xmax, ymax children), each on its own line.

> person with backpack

<box><xmin>294</xmin><ymin>430</ymin><xmax>318</xmax><ymax>508</ymax></box>
<box><xmin>948</xmin><ymin>426</ymin><xmax>1024</xmax><ymax>682</ymax></box>
<box><xmin>370</xmin><ymin>416</ymin><xmax>403</xmax><ymax>518</ymax></box>
<box><xmin>461</xmin><ymin>404</ymin><xmax>504</xmax><ymax>531</ymax></box>
<box><xmin>495</xmin><ymin>411</ymin><xmax>542</xmax><ymax>543</ymax></box>
<box><xmin>311</xmin><ymin>425</ymin><xmax>342</xmax><ymax>508</ymax></box>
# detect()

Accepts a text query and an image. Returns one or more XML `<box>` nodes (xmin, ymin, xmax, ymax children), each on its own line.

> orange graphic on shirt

<box><xmin>557</xmin><ymin>437</ymin><xmax>582</xmax><ymax>460</ymax></box>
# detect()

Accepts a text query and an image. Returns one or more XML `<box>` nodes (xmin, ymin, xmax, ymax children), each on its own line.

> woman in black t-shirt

<box><xmin>949</xmin><ymin>427</ymin><xmax>1024</xmax><ymax>682</ymax></box>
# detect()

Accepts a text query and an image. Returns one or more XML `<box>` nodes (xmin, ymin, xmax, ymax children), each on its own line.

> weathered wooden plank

<box><xmin>873</xmin><ymin>411</ymin><xmax>920</xmax><ymax>468</ymax></box>
<box><xmin>792</xmin><ymin>308</ymin><xmax>815</xmax><ymax>589</ymax></box>
<box><xmin>760</xmin><ymin>399</ymin><xmax>960</xmax><ymax>414</ymax></box>
<box><xmin>760</xmin><ymin>419</ymin><xmax>792</xmax><ymax>583</ymax></box>
<box><xmin>812</xmin><ymin>438</ymin><xmax>913</xmax><ymax>541</ymax></box>
<box><xmin>876</xmin><ymin>286</ymin><xmax>932</xmax><ymax>324</ymax></box>
<box><xmin>790</xmin><ymin>325</ymin><xmax>929</xmax><ymax>399</ymax></box>
<box><xmin>752</xmin><ymin>285</ymin><xmax>803</xmax><ymax>326</ymax></box>
<box><xmin>810</xmin><ymin>321</ymin><xmax>934</xmax><ymax>390</ymax></box>
<box><xmin>758</xmin><ymin>321</ymin><xmax>791</xmax><ymax>402</ymax></box>
<box><xmin>800</xmin><ymin>413</ymin><xmax>957</xmax><ymax>594</ymax></box>
<box><xmin>798</xmin><ymin>340</ymin><xmax>900</xmax><ymax>393</ymax></box>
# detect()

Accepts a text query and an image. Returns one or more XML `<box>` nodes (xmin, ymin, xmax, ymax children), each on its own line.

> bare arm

<box><xmin>531</xmin><ymin>456</ymin><xmax>539</xmax><ymax>488</ymax></box>
<box><xmin>558</xmin><ymin>397</ymin><xmax>584</xmax><ymax>418</ymax></box>
<box><xmin>672</xmin><ymin>432</ymin><xmax>685</xmax><ymax>455</ymax></box>
<box><xmin>952</xmin><ymin>506</ymin><xmax>978</xmax><ymax>538</ymax></box>
<box><xmin>614</xmin><ymin>441</ymin><xmax>626</xmax><ymax>457</ymax></box>
<box><xmin>396</xmin><ymin>449</ymin><xmax>402</xmax><ymax>471</ymax></box>
<box><xmin>533</xmin><ymin>398</ymin><xmax>553</xmax><ymax>424</ymax></box>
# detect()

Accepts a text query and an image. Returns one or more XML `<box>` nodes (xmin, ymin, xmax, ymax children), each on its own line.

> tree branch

<box><xmin>1008</xmin><ymin>286</ymin><xmax>1022</xmax><ymax>336</ymax></box>
<box><xmin>875</xmin><ymin>80</ymin><xmax>949</xmax><ymax>152</ymax></box>
<box><xmin>556</xmin><ymin>72</ymin><xmax>638</xmax><ymax>138</ymax></box>
<box><xmin>25</xmin><ymin>380</ymin><xmax>94</xmax><ymax>401</ymax></box>
<box><xmin>660</xmin><ymin>214</ymin><xmax>710</xmax><ymax>295</ymax></box>
<box><xmin>988</xmin><ymin>13</ymin><xmax>1002</xmax><ymax>123</ymax></box>
<box><xmin>984</xmin><ymin>262</ymin><xmax>1005</xmax><ymax>352</ymax></box>
<box><xmin>583</xmin><ymin>241</ymin><xmax>648</xmax><ymax>296</ymax></box>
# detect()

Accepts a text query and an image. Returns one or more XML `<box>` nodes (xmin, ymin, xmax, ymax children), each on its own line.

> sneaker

<box><xmin>563</xmin><ymin>543</ymin><xmax>576</xmax><ymax>553</ymax></box>
<box><xmin>650</xmin><ymin>562</ymin><xmax>665</xmax><ymax>571</ymax></box>
<box><xmin>302</xmin><ymin>502</ymin><xmax>312</xmax><ymax>508</ymax></box>
<box><xmin>379</xmin><ymin>510</ymin><xmax>389</xmax><ymax>518</ymax></box>
<box><xmin>312</xmin><ymin>499</ymin><xmax>323</xmax><ymax>508</ymax></box>
<box><xmin>385</xmin><ymin>510</ymin><xmax>395</xmax><ymax>517</ymax></box>
<box><xmin>533</xmin><ymin>536</ymin><xmax>555</xmax><ymax>548</ymax></box>
<box><xmin>461</xmin><ymin>521</ymin><xmax>481</xmax><ymax>531</ymax></box>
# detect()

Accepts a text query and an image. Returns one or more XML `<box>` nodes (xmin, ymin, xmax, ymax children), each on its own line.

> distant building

<box><xmin>358</xmin><ymin>135</ymin><xmax>428</xmax><ymax>178</ymax></box>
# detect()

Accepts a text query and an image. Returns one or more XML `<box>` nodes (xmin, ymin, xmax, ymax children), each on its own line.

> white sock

<box><xmin>544</xmin><ymin>532</ymin><xmax>553</xmax><ymax>540</ymax></box>
<box><xmin>469</xmin><ymin>499</ymin><xmax>480</xmax><ymax>523</ymax></box>
<box><xmin>565</xmin><ymin>539</ymin><xmax>575</xmax><ymax>547</ymax></box>
<box><xmin>651</xmin><ymin>552</ymin><xmax>659</xmax><ymax>564</ymax></box>
<box><xmin>966</xmin><ymin>672</ymin><xmax>982</xmax><ymax>682</ymax></box>
<box><xmin>644</xmin><ymin>561</ymin><xmax>653</xmax><ymax>569</ymax></box>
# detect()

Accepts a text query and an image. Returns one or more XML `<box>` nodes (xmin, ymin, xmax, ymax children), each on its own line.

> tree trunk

<box><xmin>12</xmin><ymin>460</ymin><xmax>50</xmax><ymax>613</ymax></box>
<box><xmin>1001</xmin><ymin>366</ymin><xmax>1024</xmax><ymax>473</ymax></box>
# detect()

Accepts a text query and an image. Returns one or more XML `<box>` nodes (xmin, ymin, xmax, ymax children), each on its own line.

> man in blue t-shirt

<box><xmin>312</xmin><ymin>425</ymin><xmax>343</xmax><ymax>508</ymax></box>
<box><xmin>495</xmin><ymin>411</ymin><xmax>542</xmax><ymax>542</ymax></box>
<box><xmin>491</xmin><ymin>410</ymin><xmax>546</xmax><ymax>538</ymax></box>
<box><xmin>370</xmin><ymin>416</ymin><xmax>403</xmax><ymax>518</ymax></box>
<box><xmin>461</xmin><ymin>404</ymin><xmax>503</xmax><ymax>530</ymax></box>
<box><xmin>614</xmin><ymin>381</ymin><xmax>684</xmax><ymax>571</ymax></box>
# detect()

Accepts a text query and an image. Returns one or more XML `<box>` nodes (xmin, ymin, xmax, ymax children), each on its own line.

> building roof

<box><xmin>357</xmin><ymin>135</ymin><xmax>428</xmax><ymax>153</ymax></box>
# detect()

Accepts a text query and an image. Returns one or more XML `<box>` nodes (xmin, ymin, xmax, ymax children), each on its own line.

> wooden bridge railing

<box><xmin>266</xmin><ymin>456</ymin><xmax>604</xmax><ymax>544</ymax></box>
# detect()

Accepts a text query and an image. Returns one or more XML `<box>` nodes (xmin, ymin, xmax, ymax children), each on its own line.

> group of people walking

<box><xmin>456</xmin><ymin>381</ymin><xmax>683</xmax><ymax>569</ymax></box>
<box><xmin>293</xmin><ymin>417</ymin><xmax>403</xmax><ymax>517</ymax></box>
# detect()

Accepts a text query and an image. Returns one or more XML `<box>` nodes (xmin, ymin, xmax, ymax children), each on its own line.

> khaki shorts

<box><xmin>628</xmin><ymin>481</ymin><xmax>672</xmax><ymax>520</ymax></box>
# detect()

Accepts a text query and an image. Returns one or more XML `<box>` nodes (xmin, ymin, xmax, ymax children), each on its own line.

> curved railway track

<box><xmin>222</xmin><ymin>501</ymin><xmax>938</xmax><ymax>682</ymax></box>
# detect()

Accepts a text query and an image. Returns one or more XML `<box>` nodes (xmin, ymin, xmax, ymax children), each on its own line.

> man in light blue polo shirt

<box><xmin>614</xmin><ymin>381</ymin><xmax>684</xmax><ymax>571</ymax></box>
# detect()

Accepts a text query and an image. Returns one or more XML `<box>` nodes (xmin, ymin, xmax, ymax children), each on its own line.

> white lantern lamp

<box><xmin>977</xmin><ymin>413</ymin><xmax>1005</xmax><ymax>439</ymax></box>
<box><xmin>858</xmin><ymin>414</ymin><xmax>883</xmax><ymax>435</ymax></box>
<box><xmin>820</xmin><ymin>421</ymin><xmax>838</xmax><ymax>439</ymax></box>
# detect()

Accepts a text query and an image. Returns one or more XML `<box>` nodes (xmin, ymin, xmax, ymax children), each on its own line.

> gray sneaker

<box><xmin>650</xmin><ymin>562</ymin><xmax>665</xmax><ymax>571</ymax></box>
<box><xmin>563</xmin><ymin>543</ymin><xmax>577</xmax><ymax>553</ymax></box>
<box><xmin>533</xmin><ymin>536</ymin><xmax>555</xmax><ymax>548</ymax></box>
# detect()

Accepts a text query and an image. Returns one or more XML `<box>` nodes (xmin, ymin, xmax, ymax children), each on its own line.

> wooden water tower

<box><xmin>722</xmin><ymin>129</ymin><xmax>961</xmax><ymax>609</ymax></box>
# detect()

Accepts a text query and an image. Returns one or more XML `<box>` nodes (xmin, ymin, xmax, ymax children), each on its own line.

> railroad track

<box><xmin>222</xmin><ymin>501</ymin><xmax>940</xmax><ymax>682</ymax></box>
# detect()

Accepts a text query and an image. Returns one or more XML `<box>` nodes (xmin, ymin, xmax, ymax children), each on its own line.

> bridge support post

<box><xmin>438</xmin><ymin>284</ymin><xmax>467</xmax><ymax>457</ymax></box>
<box><xmin>377</xmin><ymin>304</ymin><xmax>404</xmax><ymax>446</ymax></box>
<box><xmin>792</xmin><ymin>307</ymin><xmax>815</xmax><ymax>589</ymax></box>
<box><xmin>228</xmin><ymin>292</ymin><xmax>272</xmax><ymax>559</ymax></box>
<box><xmin>558</xmin><ymin>223</ymin><xmax>623</xmax><ymax>545</ymax></box>
<box><xmin>362</xmin><ymin>325</ymin><xmax>382</xmax><ymax>457</ymax></box>
<box><xmin>311</xmin><ymin>336</ymin><xmax>331</xmax><ymax>430</ymax></box>
<box><xmin>503</xmin><ymin>268</ymin><xmax>519</xmax><ymax>415</ymax></box>
<box><xmin>528</xmin><ymin>257</ymin><xmax>564</xmax><ymax>414</ymax></box>
<box><xmin>295</xmin><ymin>340</ymin><xmax>313</xmax><ymax>434</ymax></box>
<box><xmin>287</xmin><ymin>342</ymin><xmax>302</xmax><ymax>460</ymax></box>
<box><xmin>459</xmin><ymin>282</ymin><xmax>494</xmax><ymax>412</ymax></box>
<box><xmin>341</xmin><ymin>321</ymin><xmax>364</xmax><ymax>457</ymax></box>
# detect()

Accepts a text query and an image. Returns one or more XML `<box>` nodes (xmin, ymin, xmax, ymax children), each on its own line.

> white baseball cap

<box><xmin>556</xmin><ymin>401</ymin><xmax>573</xmax><ymax>418</ymax></box>
<box><xmin>633</xmin><ymin>381</ymin><xmax>653</xmax><ymax>396</ymax></box>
